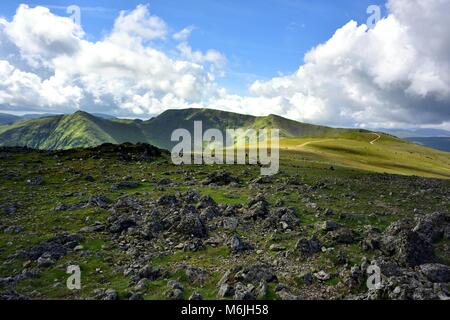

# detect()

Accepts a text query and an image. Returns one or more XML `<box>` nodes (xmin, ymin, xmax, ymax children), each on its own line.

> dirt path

<box><xmin>370</xmin><ymin>133</ymin><xmax>381</xmax><ymax>145</ymax></box>
<box><xmin>296</xmin><ymin>139</ymin><xmax>333</xmax><ymax>148</ymax></box>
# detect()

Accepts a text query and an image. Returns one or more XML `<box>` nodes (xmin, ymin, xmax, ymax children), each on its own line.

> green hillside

<box><xmin>0</xmin><ymin>108</ymin><xmax>358</xmax><ymax>151</ymax></box>
<box><xmin>406</xmin><ymin>137</ymin><xmax>450</xmax><ymax>152</ymax></box>
<box><xmin>141</xmin><ymin>108</ymin><xmax>257</xmax><ymax>149</ymax></box>
<box><xmin>0</xmin><ymin>111</ymin><xmax>147</xmax><ymax>150</ymax></box>
<box><xmin>0</xmin><ymin>108</ymin><xmax>449</xmax><ymax>178</ymax></box>
<box><xmin>0</xmin><ymin>113</ymin><xmax>21</xmax><ymax>125</ymax></box>
<box><xmin>280</xmin><ymin>135</ymin><xmax>450</xmax><ymax>179</ymax></box>
<box><xmin>140</xmin><ymin>108</ymin><xmax>365</xmax><ymax>149</ymax></box>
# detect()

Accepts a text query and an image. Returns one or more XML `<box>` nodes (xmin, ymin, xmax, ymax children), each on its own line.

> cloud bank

<box><xmin>0</xmin><ymin>0</ymin><xmax>449</xmax><ymax>128</ymax></box>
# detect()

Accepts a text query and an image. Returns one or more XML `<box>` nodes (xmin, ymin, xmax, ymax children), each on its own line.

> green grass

<box><xmin>279</xmin><ymin>134</ymin><xmax>450</xmax><ymax>179</ymax></box>
<box><xmin>1</xmin><ymin>137</ymin><xmax>449</xmax><ymax>300</ymax></box>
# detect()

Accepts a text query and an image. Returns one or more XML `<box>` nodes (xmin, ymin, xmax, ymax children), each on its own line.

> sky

<box><xmin>0</xmin><ymin>0</ymin><xmax>449</xmax><ymax>129</ymax></box>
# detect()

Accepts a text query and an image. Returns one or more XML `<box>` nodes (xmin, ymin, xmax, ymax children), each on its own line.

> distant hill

<box><xmin>0</xmin><ymin>111</ymin><xmax>118</xmax><ymax>125</ymax></box>
<box><xmin>378</xmin><ymin>128</ymin><xmax>450</xmax><ymax>138</ymax></box>
<box><xmin>140</xmin><ymin>108</ymin><xmax>376</xmax><ymax>150</ymax></box>
<box><xmin>1</xmin><ymin>108</ymin><xmax>450</xmax><ymax>179</ymax></box>
<box><xmin>0</xmin><ymin>108</ymin><xmax>359</xmax><ymax>150</ymax></box>
<box><xmin>0</xmin><ymin>111</ymin><xmax>146</xmax><ymax>150</ymax></box>
<box><xmin>0</xmin><ymin>113</ymin><xmax>21</xmax><ymax>125</ymax></box>
<box><xmin>378</xmin><ymin>128</ymin><xmax>450</xmax><ymax>152</ymax></box>
<box><xmin>379</xmin><ymin>128</ymin><xmax>450</xmax><ymax>138</ymax></box>
<box><xmin>406</xmin><ymin>137</ymin><xmax>450</xmax><ymax>152</ymax></box>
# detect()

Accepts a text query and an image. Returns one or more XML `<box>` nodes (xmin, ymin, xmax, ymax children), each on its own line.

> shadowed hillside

<box><xmin>0</xmin><ymin>108</ymin><xmax>449</xmax><ymax>179</ymax></box>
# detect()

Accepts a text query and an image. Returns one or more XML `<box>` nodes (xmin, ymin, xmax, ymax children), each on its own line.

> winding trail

<box><xmin>296</xmin><ymin>139</ymin><xmax>334</xmax><ymax>148</ymax></box>
<box><xmin>293</xmin><ymin>134</ymin><xmax>381</xmax><ymax>150</ymax></box>
<box><xmin>370</xmin><ymin>133</ymin><xmax>381</xmax><ymax>145</ymax></box>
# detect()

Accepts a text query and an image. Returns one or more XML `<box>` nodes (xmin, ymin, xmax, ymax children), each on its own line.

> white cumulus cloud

<box><xmin>0</xmin><ymin>0</ymin><xmax>449</xmax><ymax>129</ymax></box>
<box><xmin>0</xmin><ymin>4</ymin><xmax>224</xmax><ymax>116</ymax></box>
<box><xmin>173</xmin><ymin>26</ymin><xmax>195</xmax><ymax>41</ymax></box>
<box><xmin>239</xmin><ymin>0</ymin><xmax>450</xmax><ymax>128</ymax></box>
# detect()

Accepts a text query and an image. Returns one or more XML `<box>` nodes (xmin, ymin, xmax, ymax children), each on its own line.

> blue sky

<box><xmin>1</xmin><ymin>0</ymin><xmax>386</xmax><ymax>94</ymax></box>
<box><xmin>0</xmin><ymin>1</ymin><xmax>448</xmax><ymax>129</ymax></box>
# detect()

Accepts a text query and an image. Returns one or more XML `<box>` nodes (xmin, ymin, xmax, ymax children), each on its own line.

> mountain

<box><xmin>0</xmin><ymin>111</ymin><xmax>147</xmax><ymax>150</ymax></box>
<box><xmin>378</xmin><ymin>128</ymin><xmax>450</xmax><ymax>138</ymax></box>
<box><xmin>0</xmin><ymin>113</ymin><xmax>21</xmax><ymax>125</ymax></box>
<box><xmin>405</xmin><ymin>137</ymin><xmax>450</xmax><ymax>152</ymax></box>
<box><xmin>377</xmin><ymin>128</ymin><xmax>450</xmax><ymax>152</ymax></box>
<box><xmin>0</xmin><ymin>108</ymin><xmax>361</xmax><ymax>151</ymax></box>
<box><xmin>0</xmin><ymin>111</ymin><xmax>116</xmax><ymax>126</ymax></box>
<box><xmin>140</xmin><ymin>108</ymin><xmax>367</xmax><ymax>150</ymax></box>
<box><xmin>1</xmin><ymin>108</ymin><xmax>449</xmax><ymax>179</ymax></box>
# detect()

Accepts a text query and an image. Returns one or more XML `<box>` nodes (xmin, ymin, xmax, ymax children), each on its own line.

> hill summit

<box><xmin>0</xmin><ymin>108</ymin><xmax>357</xmax><ymax>150</ymax></box>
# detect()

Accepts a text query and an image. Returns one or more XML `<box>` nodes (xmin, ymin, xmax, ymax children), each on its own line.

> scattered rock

<box><xmin>3</xmin><ymin>204</ymin><xmax>17</xmax><ymax>215</ymax></box>
<box><xmin>4</xmin><ymin>225</ymin><xmax>23</xmax><ymax>234</ymax></box>
<box><xmin>414</xmin><ymin>212</ymin><xmax>450</xmax><ymax>243</ymax></box>
<box><xmin>321</xmin><ymin>221</ymin><xmax>342</xmax><ymax>232</ymax></box>
<box><xmin>202</xmin><ymin>171</ymin><xmax>240</xmax><ymax>186</ymax></box>
<box><xmin>108</xmin><ymin>215</ymin><xmax>136</xmax><ymax>234</ymax></box>
<box><xmin>176</xmin><ymin>213</ymin><xmax>208</xmax><ymax>238</ymax></box>
<box><xmin>381</xmin><ymin>223</ymin><xmax>435</xmax><ymax>267</ymax></box>
<box><xmin>37</xmin><ymin>255</ymin><xmax>55</xmax><ymax>267</ymax></box>
<box><xmin>166</xmin><ymin>280</ymin><xmax>184</xmax><ymax>300</ymax></box>
<box><xmin>269</xmin><ymin>244</ymin><xmax>286</xmax><ymax>251</ymax></box>
<box><xmin>295</xmin><ymin>236</ymin><xmax>322</xmax><ymax>257</ymax></box>
<box><xmin>218</xmin><ymin>284</ymin><xmax>234</xmax><ymax>298</ymax></box>
<box><xmin>420</xmin><ymin>264</ymin><xmax>450</xmax><ymax>283</ymax></box>
<box><xmin>26</xmin><ymin>176</ymin><xmax>44</xmax><ymax>186</ymax></box>
<box><xmin>0</xmin><ymin>289</ymin><xmax>29</xmax><ymax>300</ymax></box>
<box><xmin>314</xmin><ymin>271</ymin><xmax>331</xmax><ymax>281</ymax></box>
<box><xmin>233</xmin><ymin>283</ymin><xmax>256</xmax><ymax>300</ymax></box>
<box><xmin>234</xmin><ymin>264</ymin><xmax>277</xmax><ymax>284</ymax></box>
<box><xmin>54</xmin><ymin>202</ymin><xmax>85</xmax><ymax>212</ymax></box>
<box><xmin>89</xmin><ymin>195</ymin><xmax>112</xmax><ymax>208</ymax></box>
<box><xmin>113</xmin><ymin>181</ymin><xmax>140</xmax><ymax>190</ymax></box>
<box><xmin>301</xmin><ymin>272</ymin><xmax>313</xmax><ymax>286</ymax></box>
<box><xmin>129</xmin><ymin>293</ymin><xmax>144</xmax><ymax>300</ymax></box>
<box><xmin>186</xmin><ymin>267</ymin><xmax>207</xmax><ymax>285</ymax></box>
<box><xmin>18</xmin><ymin>233</ymin><xmax>83</xmax><ymax>261</ymax></box>
<box><xmin>103</xmin><ymin>289</ymin><xmax>118</xmax><ymax>300</ymax></box>
<box><xmin>189</xmin><ymin>292</ymin><xmax>203</xmax><ymax>300</ymax></box>
<box><xmin>137</xmin><ymin>265</ymin><xmax>161</xmax><ymax>281</ymax></box>
<box><xmin>330</xmin><ymin>228</ymin><xmax>355</xmax><ymax>244</ymax></box>
<box><xmin>228</xmin><ymin>235</ymin><xmax>253</xmax><ymax>253</ymax></box>
<box><xmin>223</xmin><ymin>217</ymin><xmax>239</xmax><ymax>231</ymax></box>
<box><xmin>80</xmin><ymin>222</ymin><xmax>105</xmax><ymax>233</ymax></box>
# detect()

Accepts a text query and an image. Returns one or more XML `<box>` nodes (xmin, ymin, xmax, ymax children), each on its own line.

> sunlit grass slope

<box><xmin>279</xmin><ymin>132</ymin><xmax>450</xmax><ymax>179</ymax></box>
<box><xmin>0</xmin><ymin>108</ymin><xmax>449</xmax><ymax>179</ymax></box>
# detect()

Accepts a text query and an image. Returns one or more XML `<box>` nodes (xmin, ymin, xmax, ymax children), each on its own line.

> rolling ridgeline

<box><xmin>0</xmin><ymin>108</ymin><xmax>449</xmax><ymax>179</ymax></box>
<box><xmin>0</xmin><ymin>109</ymin><xmax>450</xmax><ymax>300</ymax></box>
<box><xmin>0</xmin><ymin>109</ymin><xmax>358</xmax><ymax>150</ymax></box>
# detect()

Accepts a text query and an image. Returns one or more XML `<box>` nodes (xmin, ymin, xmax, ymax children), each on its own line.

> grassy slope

<box><xmin>0</xmin><ymin>108</ymin><xmax>449</xmax><ymax>178</ymax></box>
<box><xmin>0</xmin><ymin>112</ymin><xmax>149</xmax><ymax>150</ymax></box>
<box><xmin>0</xmin><ymin>116</ymin><xmax>64</xmax><ymax>148</ymax></box>
<box><xmin>280</xmin><ymin>133</ymin><xmax>450</xmax><ymax>179</ymax></box>
<box><xmin>1</xmin><ymin>147</ymin><xmax>449</xmax><ymax>299</ymax></box>
<box><xmin>140</xmin><ymin>108</ymin><xmax>257</xmax><ymax>149</ymax></box>
<box><xmin>0</xmin><ymin>113</ymin><xmax>21</xmax><ymax>125</ymax></box>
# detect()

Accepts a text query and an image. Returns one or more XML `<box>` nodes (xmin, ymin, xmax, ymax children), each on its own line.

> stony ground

<box><xmin>0</xmin><ymin>144</ymin><xmax>449</xmax><ymax>300</ymax></box>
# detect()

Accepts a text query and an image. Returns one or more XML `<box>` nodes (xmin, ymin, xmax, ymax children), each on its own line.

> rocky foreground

<box><xmin>0</xmin><ymin>144</ymin><xmax>449</xmax><ymax>300</ymax></box>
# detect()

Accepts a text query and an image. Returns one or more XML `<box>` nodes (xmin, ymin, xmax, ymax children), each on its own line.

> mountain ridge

<box><xmin>1</xmin><ymin>108</ymin><xmax>450</xmax><ymax>179</ymax></box>
<box><xmin>0</xmin><ymin>108</ymin><xmax>435</xmax><ymax>151</ymax></box>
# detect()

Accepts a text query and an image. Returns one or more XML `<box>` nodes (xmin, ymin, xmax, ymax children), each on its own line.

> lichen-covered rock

<box><xmin>228</xmin><ymin>235</ymin><xmax>254</xmax><ymax>253</ymax></box>
<box><xmin>420</xmin><ymin>264</ymin><xmax>450</xmax><ymax>283</ymax></box>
